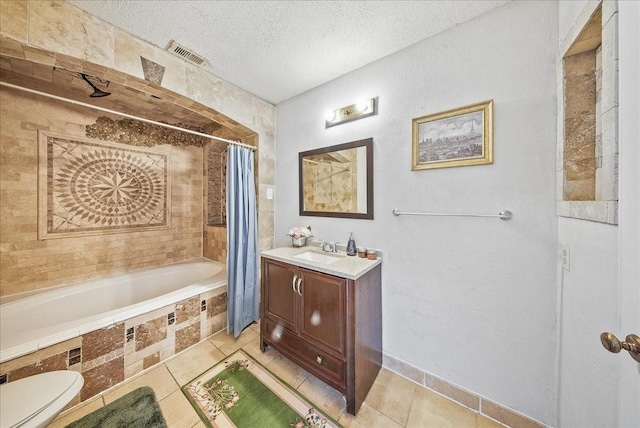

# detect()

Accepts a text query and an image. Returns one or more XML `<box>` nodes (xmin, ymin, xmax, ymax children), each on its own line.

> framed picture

<box><xmin>412</xmin><ymin>100</ymin><xmax>493</xmax><ymax>170</ymax></box>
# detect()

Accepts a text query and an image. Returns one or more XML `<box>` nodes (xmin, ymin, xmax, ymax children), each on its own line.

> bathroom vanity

<box><xmin>259</xmin><ymin>246</ymin><xmax>382</xmax><ymax>415</ymax></box>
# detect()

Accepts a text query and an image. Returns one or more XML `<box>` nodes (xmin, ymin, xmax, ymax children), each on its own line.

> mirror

<box><xmin>299</xmin><ymin>138</ymin><xmax>373</xmax><ymax>219</ymax></box>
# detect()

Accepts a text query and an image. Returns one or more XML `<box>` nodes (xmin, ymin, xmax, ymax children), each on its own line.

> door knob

<box><xmin>600</xmin><ymin>332</ymin><xmax>640</xmax><ymax>362</ymax></box>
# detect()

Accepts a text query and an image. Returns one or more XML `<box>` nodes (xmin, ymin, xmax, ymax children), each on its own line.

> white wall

<box><xmin>275</xmin><ymin>1</ymin><xmax>558</xmax><ymax>425</ymax></box>
<box><xmin>556</xmin><ymin>1</ymin><xmax>621</xmax><ymax>427</ymax></box>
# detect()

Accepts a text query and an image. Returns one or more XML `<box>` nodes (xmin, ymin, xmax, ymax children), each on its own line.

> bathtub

<box><xmin>0</xmin><ymin>258</ymin><xmax>227</xmax><ymax>364</ymax></box>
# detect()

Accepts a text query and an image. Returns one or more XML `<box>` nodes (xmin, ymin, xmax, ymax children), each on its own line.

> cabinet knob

<box><xmin>316</xmin><ymin>355</ymin><xmax>323</xmax><ymax>365</ymax></box>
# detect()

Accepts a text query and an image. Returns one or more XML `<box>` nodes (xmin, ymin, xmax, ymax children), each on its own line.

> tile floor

<box><xmin>51</xmin><ymin>324</ymin><xmax>505</xmax><ymax>428</ymax></box>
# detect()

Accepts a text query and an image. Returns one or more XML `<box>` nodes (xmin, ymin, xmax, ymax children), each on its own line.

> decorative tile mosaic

<box><xmin>207</xmin><ymin>147</ymin><xmax>227</xmax><ymax>225</ymax></box>
<box><xmin>38</xmin><ymin>131</ymin><xmax>170</xmax><ymax>239</ymax></box>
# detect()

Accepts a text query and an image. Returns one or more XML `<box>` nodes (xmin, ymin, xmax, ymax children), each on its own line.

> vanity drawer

<box><xmin>265</xmin><ymin>318</ymin><xmax>345</xmax><ymax>388</ymax></box>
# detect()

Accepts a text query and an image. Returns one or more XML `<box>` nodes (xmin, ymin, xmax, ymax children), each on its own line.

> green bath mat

<box><xmin>65</xmin><ymin>386</ymin><xmax>167</xmax><ymax>428</ymax></box>
<box><xmin>182</xmin><ymin>350</ymin><xmax>342</xmax><ymax>428</ymax></box>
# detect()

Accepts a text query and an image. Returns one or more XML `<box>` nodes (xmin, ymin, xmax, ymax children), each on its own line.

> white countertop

<box><xmin>261</xmin><ymin>246</ymin><xmax>382</xmax><ymax>280</ymax></box>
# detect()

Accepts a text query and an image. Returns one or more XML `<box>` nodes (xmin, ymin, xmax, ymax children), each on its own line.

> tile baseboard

<box><xmin>382</xmin><ymin>353</ymin><xmax>547</xmax><ymax>428</ymax></box>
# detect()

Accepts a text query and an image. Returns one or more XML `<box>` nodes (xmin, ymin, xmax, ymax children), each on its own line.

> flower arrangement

<box><xmin>288</xmin><ymin>226</ymin><xmax>312</xmax><ymax>247</ymax></box>
<box><xmin>287</xmin><ymin>226</ymin><xmax>313</xmax><ymax>238</ymax></box>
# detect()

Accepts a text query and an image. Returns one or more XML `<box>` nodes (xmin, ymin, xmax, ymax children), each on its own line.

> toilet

<box><xmin>0</xmin><ymin>371</ymin><xmax>84</xmax><ymax>428</ymax></box>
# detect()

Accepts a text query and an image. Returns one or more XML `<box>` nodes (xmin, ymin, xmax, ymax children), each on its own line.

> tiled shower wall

<box><xmin>207</xmin><ymin>147</ymin><xmax>227</xmax><ymax>226</ymax></box>
<box><xmin>0</xmin><ymin>287</ymin><xmax>227</xmax><ymax>404</ymax></box>
<box><xmin>0</xmin><ymin>89</ymin><xmax>204</xmax><ymax>297</ymax></box>
<box><xmin>203</xmin><ymin>225</ymin><xmax>227</xmax><ymax>264</ymax></box>
<box><xmin>0</xmin><ymin>0</ymin><xmax>276</xmax><ymax>281</ymax></box>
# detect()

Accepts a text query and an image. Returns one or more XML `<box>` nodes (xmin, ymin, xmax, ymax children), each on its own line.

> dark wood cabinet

<box><xmin>260</xmin><ymin>256</ymin><xmax>382</xmax><ymax>415</ymax></box>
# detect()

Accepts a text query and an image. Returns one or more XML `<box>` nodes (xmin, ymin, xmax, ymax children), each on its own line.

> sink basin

<box><xmin>294</xmin><ymin>251</ymin><xmax>345</xmax><ymax>265</ymax></box>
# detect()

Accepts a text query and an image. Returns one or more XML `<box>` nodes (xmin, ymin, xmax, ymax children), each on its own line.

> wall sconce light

<box><xmin>325</xmin><ymin>97</ymin><xmax>378</xmax><ymax>128</ymax></box>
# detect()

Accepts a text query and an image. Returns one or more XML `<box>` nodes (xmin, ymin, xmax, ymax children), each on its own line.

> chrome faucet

<box><xmin>321</xmin><ymin>241</ymin><xmax>338</xmax><ymax>253</ymax></box>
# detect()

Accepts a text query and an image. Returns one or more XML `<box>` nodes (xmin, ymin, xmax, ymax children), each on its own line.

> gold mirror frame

<box><xmin>299</xmin><ymin>138</ymin><xmax>373</xmax><ymax>220</ymax></box>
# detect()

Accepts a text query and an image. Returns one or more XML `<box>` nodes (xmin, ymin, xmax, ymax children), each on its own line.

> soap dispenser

<box><xmin>346</xmin><ymin>233</ymin><xmax>357</xmax><ymax>256</ymax></box>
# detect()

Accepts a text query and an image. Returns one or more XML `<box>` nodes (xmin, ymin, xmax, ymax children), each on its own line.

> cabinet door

<box><xmin>263</xmin><ymin>260</ymin><xmax>297</xmax><ymax>332</ymax></box>
<box><xmin>298</xmin><ymin>269</ymin><xmax>346</xmax><ymax>355</ymax></box>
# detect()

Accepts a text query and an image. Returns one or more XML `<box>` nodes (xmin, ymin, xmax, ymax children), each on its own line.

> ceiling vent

<box><xmin>165</xmin><ymin>40</ymin><xmax>207</xmax><ymax>66</ymax></box>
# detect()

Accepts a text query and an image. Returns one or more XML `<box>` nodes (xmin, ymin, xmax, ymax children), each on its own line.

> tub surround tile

<box><xmin>0</xmin><ymin>336</ymin><xmax>82</xmax><ymax>372</ymax></box>
<box><xmin>207</xmin><ymin>292</ymin><xmax>227</xmax><ymax>318</ymax></box>
<box><xmin>175</xmin><ymin>296</ymin><xmax>200</xmax><ymax>324</ymax></box>
<box><xmin>3</xmin><ymin>352</ymin><xmax>67</xmax><ymax>382</ymax></box>
<box><xmin>80</xmin><ymin>356</ymin><xmax>124</xmax><ymax>401</ymax></box>
<box><xmin>175</xmin><ymin>321</ymin><xmax>201</xmax><ymax>354</ymax></box>
<box><xmin>124</xmin><ymin>359</ymin><xmax>144</xmax><ymax>380</ymax></box>
<box><xmin>81</xmin><ymin>346</ymin><xmax>125</xmax><ymax>373</ymax></box>
<box><xmin>135</xmin><ymin>316</ymin><xmax>168</xmax><ymax>351</ymax></box>
<box><xmin>143</xmin><ymin>352</ymin><xmax>161</xmax><ymax>370</ymax></box>
<box><xmin>82</xmin><ymin>323</ymin><xmax>125</xmax><ymax>362</ymax></box>
<box><xmin>200</xmin><ymin>311</ymin><xmax>226</xmax><ymax>341</ymax></box>
<box><xmin>1</xmin><ymin>92</ymin><xmax>204</xmax><ymax>296</ymax></box>
<box><xmin>204</xmin><ymin>226</ymin><xmax>227</xmax><ymax>263</ymax></box>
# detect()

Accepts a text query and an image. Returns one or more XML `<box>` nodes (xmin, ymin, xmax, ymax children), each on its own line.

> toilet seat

<box><xmin>0</xmin><ymin>371</ymin><xmax>84</xmax><ymax>428</ymax></box>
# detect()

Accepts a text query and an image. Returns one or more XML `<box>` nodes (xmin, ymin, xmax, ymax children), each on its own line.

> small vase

<box><xmin>291</xmin><ymin>236</ymin><xmax>307</xmax><ymax>247</ymax></box>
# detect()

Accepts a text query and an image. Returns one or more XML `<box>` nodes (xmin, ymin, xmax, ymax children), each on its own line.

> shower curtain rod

<box><xmin>0</xmin><ymin>81</ymin><xmax>257</xmax><ymax>151</ymax></box>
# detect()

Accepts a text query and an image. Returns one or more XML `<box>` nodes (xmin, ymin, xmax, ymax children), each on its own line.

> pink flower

<box><xmin>288</xmin><ymin>226</ymin><xmax>312</xmax><ymax>238</ymax></box>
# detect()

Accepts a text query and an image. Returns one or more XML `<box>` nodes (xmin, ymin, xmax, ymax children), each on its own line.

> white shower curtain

<box><xmin>226</xmin><ymin>146</ymin><xmax>259</xmax><ymax>337</ymax></box>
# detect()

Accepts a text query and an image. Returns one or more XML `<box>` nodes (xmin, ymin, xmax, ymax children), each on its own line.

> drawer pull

<box><xmin>292</xmin><ymin>275</ymin><xmax>298</xmax><ymax>293</ymax></box>
<box><xmin>316</xmin><ymin>355</ymin><xmax>323</xmax><ymax>365</ymax></box>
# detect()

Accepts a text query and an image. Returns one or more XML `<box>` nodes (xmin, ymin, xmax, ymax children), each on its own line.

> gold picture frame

<box><xmin>412</xmin><ymin>100</ymin><xmax>493</xmax><ymax>170</ymax></box>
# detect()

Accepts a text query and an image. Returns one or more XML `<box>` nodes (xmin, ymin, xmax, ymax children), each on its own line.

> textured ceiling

<box><xmin>68</xmin><ymin>0</ymin><xmax>510</xmax><ymax>105</ymax></box>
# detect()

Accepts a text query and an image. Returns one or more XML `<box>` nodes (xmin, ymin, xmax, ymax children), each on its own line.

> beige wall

<box><xmin>0</xmin><ymin>0</ymin><xmax>276</xmax><ymax>296</ymax></box>
<box><xmin>0</xmin><ymin>89</ymin><xmax>203</xmax><ymax>296</ymax></box>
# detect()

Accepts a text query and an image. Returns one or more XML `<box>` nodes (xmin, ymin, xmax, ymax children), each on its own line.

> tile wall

<box><xmin>0</xmin><ymin>0</ymin><xmax>277</xmax><ymax>299</ymax></box>
<box><xmin>0</xmin><ymin>89</ymin><xmax>203</xmax><ymax>296</ymax></box>
<box><xmin>207</xmin><ymin>147</ymin><xmax>227</xmax><ymax>226</ymax></box>
<box><xmin>0</xmin><ymin>287</ymin><xmax>227</xmax><ymax>404</ymax></box>
<box><xmin>203</xmin><ymin>225</ymin><xmax>227</xmax><ymax>264</ymax></box>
